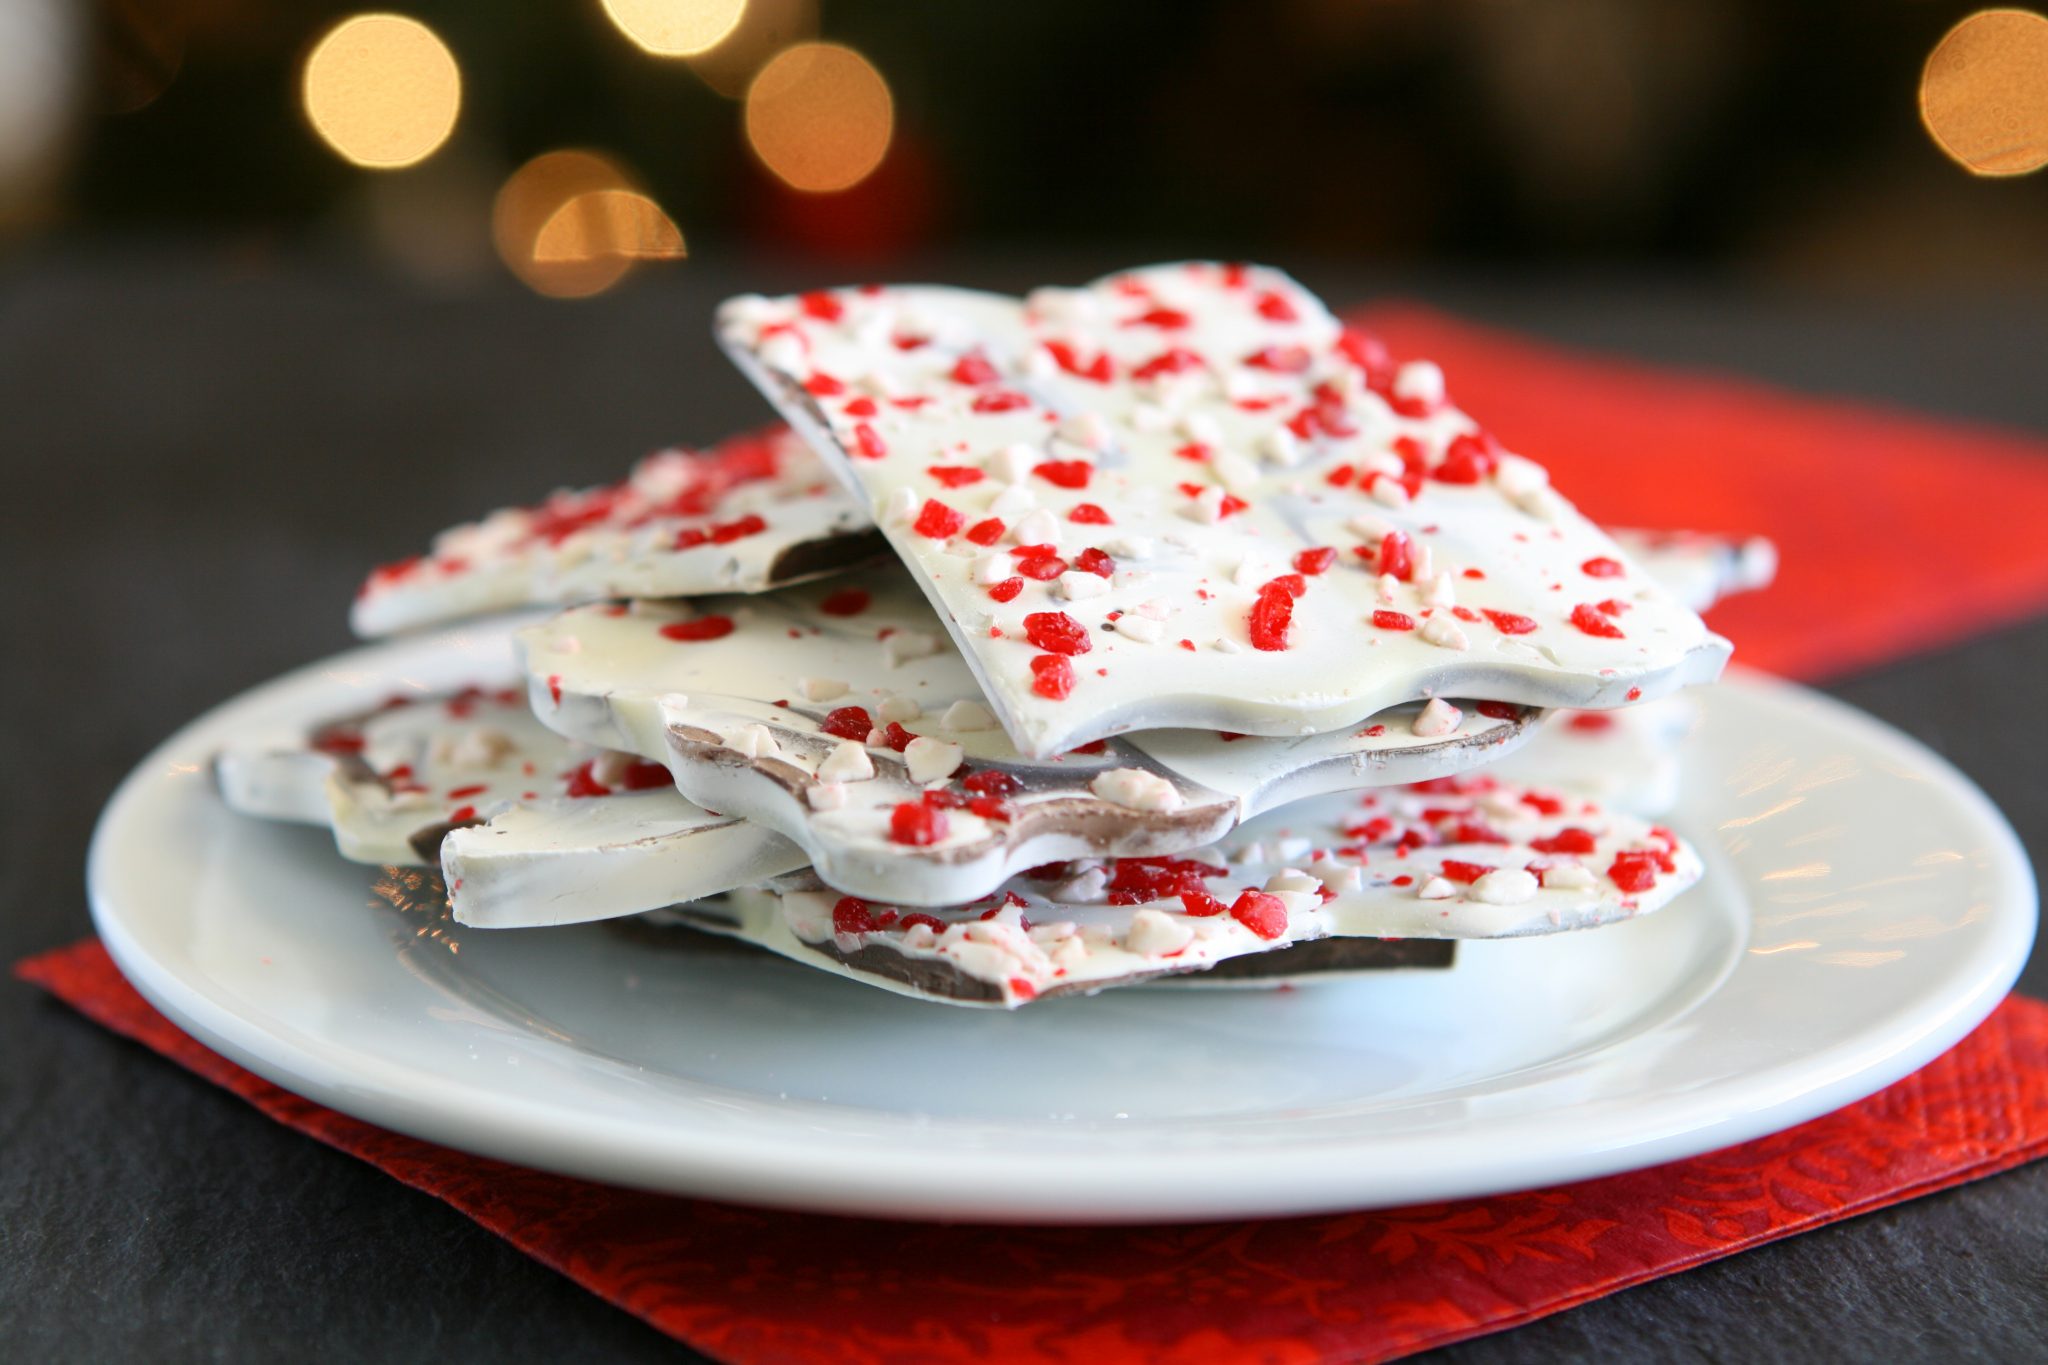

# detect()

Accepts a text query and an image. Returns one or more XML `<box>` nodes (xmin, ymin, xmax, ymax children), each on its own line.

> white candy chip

<box><xmin>1090</xmin><ymin>767</ymin><xmax>1184</xmax><ymax>813</ymax></box>
<box><xmin>1413</xmin><ymin>697</ymin><xmax>1463</xmax><ymax>737</ymax></box>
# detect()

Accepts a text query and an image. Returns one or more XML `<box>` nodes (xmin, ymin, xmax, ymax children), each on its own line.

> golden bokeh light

<box><xmin>302</xmin><ymin>14</ymin><xmax>462</xmax><ymax>169</ymax></box>
<box><xmin>600</xmin><ymin>0</ymin><xmax>748</xmax><ymax>57</ymax></box>
<box><xmin>493</xmin><ymin>150</ymin><xmax>686</xmax><ymax>298</ymax></box>
<box><xmin>688</xmin><ymin>0</ymin><xmax>816</xmax><ymax>98</ymax></box>
<box><xmin>1920</xmin><ymin>8</ymin><xmax>2048</xmax><ymax>176</ymax></box>
<box><xmin>533</xmin><ymin>188</ymin><xmax>687</xmax><ymax>262</ymax></box>
<box><xmin>744</xmin><ymin>42</ymin><xmax>893</xmax><ymax>192</ymax></box>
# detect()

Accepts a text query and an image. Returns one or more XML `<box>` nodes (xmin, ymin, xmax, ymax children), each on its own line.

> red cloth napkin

<box><xmin>18</xmin><ymin>941</ymin><xmax>2048</xmax><ymax>1365</ymax></box>
<box><xmin>29</xmin><ymin>312</ymin><xmax>2048</xmax><ymax>1362</ymax></box>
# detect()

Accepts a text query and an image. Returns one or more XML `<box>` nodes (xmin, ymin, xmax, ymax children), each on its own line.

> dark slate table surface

<box><xmin>3</xmin><ymin>251</ymin><xmax>2044</xmax><ymax>1362</ymax></box>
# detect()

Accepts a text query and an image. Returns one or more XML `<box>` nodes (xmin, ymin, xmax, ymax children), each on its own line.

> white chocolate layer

<box><xmin>517</xmin><ymin>576</ymin><xmax>1537</xmax><ymax>906</ymax></box>
<box><xmin>214</xmin><ymin>684</ymin><xmax>806</xmax><ymax>925</ymax></box>
<box><xmin>350</xmin><ymin>427</ymin><xmax>876</xmax><ymax>637</ymax></box>
<box><xmin>717</xmin><ymin>264</ymin><xmax>1730</xmax><ymax>757</ymax></box>
<box><xmin>665</xmin><ymin>772</ymin><xmax>1700</xmax><ymax>1008</ymax></box>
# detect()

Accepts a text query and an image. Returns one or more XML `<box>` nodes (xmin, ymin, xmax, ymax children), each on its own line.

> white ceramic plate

<box><xmin>88</xmin><ymin>623</ymin><xmax>2037</xmax><ymax>1223</ymax></box>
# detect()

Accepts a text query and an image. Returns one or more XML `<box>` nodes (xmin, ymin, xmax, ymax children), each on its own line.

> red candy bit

<box><xmin>899</xmin><ymin>911</ymin><xmax>947</xmax><ymax>933</ymax></box>
<box><xmin>818</xmin><ymin>706</ymin><xmax>873</xmax><ymax>740</ymax></box>
<box><xmin>1029</xmin><ymin>653</ymin><xmax>1076</xmax><ymax>700</ymax></box>
<box><xmin>619</xmin><ymin>760</ymin><xmax>671</xmax><ymax>791</ymax></box>
<box><xmin>961</xmin><ymin>768</ymin><xmax>1022</xmax><ymax>797</ymax></box>
<box><xmin>1570</xmin><ymin>603</ymin><xmax>1627</xmax><ymax>639</ymax></box>
<box><xmin>1519</xmin><ymin>791</ymin><xmax>1565</xmax><ymax>815</ymax></box>
<box><xmin>1596</xmin><ymin>598</ymin><xmax>1631</xmax><ymax>617</ymax></box>
<box><xmin>988</xmin><ymin>576</ymin><xmax>1025</xmax><ymax>602</ymax></box>
<box><xmin>708</xmin><ymin>514</ymin><xmax>767</xmax><ymax>544</ymax></box>
<box><xmin>1293</xmin><ymin>546</ymin><xmax>1337</xmax><ymax>575</ymax></box>
<box><xmin>949</xmin><ymin>351</ymin><xmax>999</xmax><ymax>386</ymax></box>
<box><xmin>1229</xmin><ymin>889</ymin><xmax>1290</xmax><ymax>940</ymax></box>
<box><xmin>1180</xmin><ymin>889</ymin><xmax>1227</xmax><ymax>917</ymax></box>
<box><xmin>447</xmin><ymin>805</ymin><xmax>478</xmax><ymax>824</ymax></box>
<box><xmin>311</xmin><ymin>728</ymin><xmax>366</xmax><ymax>757</ymax></box>
<box><xmin>1363</xmin><ymin>724</ymin><xmax>1386</xmax><ymax>737</ymax></box>
<box><xmin>912</xmin><ymin>498</ymin><xmax>965</xmax><ymax>540</ymax></box>
<box><xmin>1439</xmin><ymin>859</ymin><xmax>1493</xmax><ymax>885</ymax></box>
<box><xmin>1334</xmin><ymin>327</ymin><xmax>1393</xmax><ymax>381</ymax></box>
<box><xmin>659</xmin><ymin>615</ymin><xmax>735</xmax><ymax>643</ymax></box>
<box><xmin>1106</xmin><ymin>856</ymin><xmax>1226</xmax><ymax>906</ymax></box>
<box><xmin>803</xmin><ymin>371</ymin><xmax>845</xmax><ymax>396</ymax></box>
<box><xmin>1043</xmin><ymin>339</ymin><xmax>1113</xmax><ymax>383</ymax></box>
<box><xmin>852</xmin><ymin>423</ymin><xmax>887</xmax><ymax>460</ymax></box>
<box><xmin>1073</xmin><ymin>547</ymin><xmax>1115</xmax><ymax>577</ymax></box>
<box><xmin>819</xmin><ymin>587</ymin><xmax>871</xmax><ymax>616</ymax></box>
<box><xmin>1069</xmin><ymin>502</ymin><xmax>1113</xmax><ymax>525</ymax></box>
<box><xmin>1582</xmin><ymin>556</ymin><xmax>1625</xmax><ymax>578</ymax></box>
<box><xmin>1248</xmin><ymin>581</ymin><xmax>1295</xmax><ymax>651</ymax></box>
<box><xmin>1124</xmin><ymin>306</ymin><xmax>1193</xmax><ymax>330</ymax></box>
<box><xmin>446</xmin><ymin>783</ymin><xmax>487</xmax><ymax>800</ymax></box>
<box><xmin>971</xmin><ymin>390</ymin><xmax>1031</xmax><ymax>414</ymax></box>
<box><xmin>1565</xmin><ymin>712</ymin><xmax>1616</xmax><ymax>733</ymax></box>
<box><xmin>799</xmin><ymin>290</ymin><xmax>843</xmax><ymax>322</ymax></box>
<box><xmin>1376</xmin><ymin>530</ymin><xmax>1414</xmax><ymax>582</ymax></box>
<box><xmin>841</xmin><ymin>396</ymin><xmax>879</xmax><ymax>418</ymax></box>
<box><xmin>833</xmin><ymin>896</ymin><xmax>877</xmax><ymax>934</ymax></box>
<box><xmin>1627</xmin><ymin>686</ymin><xmax>1643</xmax><ymax>701</ymax></box>
<box><xmin>1475</xmin><ymin>701</ymin><xmax>1522</xmax><ymax>721</ymax></box>
<box><xmin>564</xmin><ymin>761</ymin><xmax>611</xmax><ymax>799</ymax></box>
<box><xmin>1173</xmin><ymin>441</ymin><xmax>1212</xmax><ymax>463</ymax></box>
<box><xmin>359</xmin><ymin>555</ymin><xmax>425</xmax><ymax>597</ymax></box>
<box><xmin>927</xmin><ymin>465</ymin><xmax>985</xmax><ymax>488</ymax></box>
<box><xmin>546</xmin><ymin>675</ymin><xmax>563</xmax><ymax>706</ymax></box>
<box><xmin>1531</xmin><ymin>827</ymin><xmax>1599</xmax><ymax>855</ymax></box>
<box><xmin>968</xmin><ymin>796</ymin><xmax>1012</xmax><ymax>822</ymax></box>
<box><xmin>1482</xmin><ymin>609</ymin><xmax>1538</xmax><ymax>636</ymax></box>
<box><xmin>879</xmin><ymin>722</ymin><xmax>916</xmax><ymax>752</ymax></box>
<box><xmin>1372</xmin><ymin>609</ymin><xmax>1416</xmax><ymax>631</ymax></box>
<box><xmin>1023</xmin><ymin>611</ymin><xmax>1092</xmax><ymax>655</ymax></box>
<box><xmin>965</xmin><ymin>516</ymin><xmax>1006</xmax><ymax>545</ymax></box>
<box><xmin>1434</xmin><ymin>432</ymin><xmax>1498</xmax><ymax>485</ymax></box>
<box><xmin>1033</xmin><ymin>460</ymin><xmax>1093</xmax><ymax>489</ymax></box>
<box><xmin>1254</xmin><ymin>290</ymin><xmax>1299</xmax><ymax>322</ymax></box>
<box><xmin>889</xmin><ymin>800</ymin><xmax>948</xmax><ymax>846</ymax></box>
<box><xmin>1131</xmin><ymin>347</ymin><xmax>1205</xmax><ymax>382</ymax></box>
<box><xmin>1219</xmin><ymin>493</ymin><xmax>1250</xmax><ymax>518</ymax></box>
<box><xmin>1608</xmin><ymin>851</ymin><xmax>1661</xmax><ymax>893</ymax></box>
<box><xmin>1015</xmin><ymin>554</ymin><xmax>1067</xmax><ymax>581</ymax></box>
<box><xmin>1244</xmin><ymin>344</ymin><xmax>1312</xmax><ymax>373</ymax></box>
<box><xmin>1324</xmin><ymin>463</ymin><xmax>1357</xmax><ymax>488</ymax></box>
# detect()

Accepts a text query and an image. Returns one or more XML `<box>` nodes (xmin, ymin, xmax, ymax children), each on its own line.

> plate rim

<box><xmin>86</xmin><ymin>633</ymin><xmax>2039</xmax><ymax>1222</ymax></box>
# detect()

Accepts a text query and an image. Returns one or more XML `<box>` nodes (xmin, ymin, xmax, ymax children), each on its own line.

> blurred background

<box><xmin>4</xmin><ymin>0</ymin><xmax>2044</xmax><ymax>295</ymax></box>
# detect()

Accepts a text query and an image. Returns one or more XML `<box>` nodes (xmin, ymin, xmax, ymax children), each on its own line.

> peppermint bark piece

<box><xmin>518</xmin><ymin>576</ymin><xmax>1538</xmax><ymax>906</ymax></box>
<box><xmin>664</xmin><ymin>772</ymin><xmax>1699</xmax><ymax>1008</ymax></box>
<box><xmin>351</xmin><ymin>426</ymin><xmax>881</xmax><ymax>637</ymax></box>
<box><xmin>718</xmin><ymin>264</ymin><xmax>1730</xmax><ymax>757</ymax></box>
<box><xmin>215</xmin><ymin>683</ymin><xmax>805</xmax><ymax>926</ymax></box>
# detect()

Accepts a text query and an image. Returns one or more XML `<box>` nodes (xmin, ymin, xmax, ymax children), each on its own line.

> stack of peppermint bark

<box><xmin>219</xmin><ymin>264</ymin><xmax>1768</xmax><ymax>1008</ymax></box>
